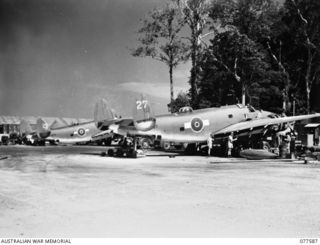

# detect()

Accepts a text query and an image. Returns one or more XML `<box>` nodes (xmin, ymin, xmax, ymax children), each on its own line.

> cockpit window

<box><xmin>247</xmin><ymin>105</ymin><xmax>256</xmax><ymax>112</ymax></box>
<box><xmin>178</xmin><ymin>106</ymin><xmax>193</xmax><ymax>113</ymax></box>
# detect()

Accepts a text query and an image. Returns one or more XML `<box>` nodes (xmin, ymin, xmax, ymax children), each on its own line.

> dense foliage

<box><xmin>134</xmin><ymin>0</ymin><xmax>320</xmax><ymax>114</ymax></box>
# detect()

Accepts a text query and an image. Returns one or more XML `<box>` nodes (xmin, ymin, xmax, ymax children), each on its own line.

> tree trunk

<box><xmin>305</xmin><ymin>42</ymin><xmax>312</xmax><ymax>114</ymax></box>
<box><xmin>242</xmin><ymin>84</ymin><xmax>246</xmax><ymax>106</ymax></box>
<box><xmin>306</xmin><ymin>86</ymin><xmax>310</xmax><ymax>114</ymax></box>
<box><xmin>282</xmin><ymin>89</ymin><xmax>287</xmax><ymax>113</ymax></box>
<box><xmin>266</xmin><ymin>41</ymin><xmax>290</xmax><ymax>113</ymax></box>
<box><xmin>169</xmin><ymin>64</ymin><xmax>174</xmax><ymax>112</ymax></box>
<box><xmin>190</xmin><ymin>26</ymin><xmax>198</xmax><ymax>104</ymax></box>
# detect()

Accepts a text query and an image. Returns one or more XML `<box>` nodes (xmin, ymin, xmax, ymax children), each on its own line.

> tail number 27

<box><xmin>136</xmin><ymin>100</ymin><xmax>148</xmax><ymax>110</ymax></box>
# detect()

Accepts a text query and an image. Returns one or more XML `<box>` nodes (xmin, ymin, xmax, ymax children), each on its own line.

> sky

<box><xmin>0</xmin><ymin>0</ymin><xmax>190</xmax><ymax>118</ymax></box>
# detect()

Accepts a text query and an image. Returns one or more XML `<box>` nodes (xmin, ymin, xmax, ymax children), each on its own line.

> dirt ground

<box><xmin>0</xmin><ymin>145</ymin><xmax>320</xmax><ymax>238</ymax></box>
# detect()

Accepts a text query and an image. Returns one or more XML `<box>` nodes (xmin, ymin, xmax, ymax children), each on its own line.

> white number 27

<box><xmin>136</xmin><ymin>100</ymin><xmax>148</xmax><ymax>110</ymax></box>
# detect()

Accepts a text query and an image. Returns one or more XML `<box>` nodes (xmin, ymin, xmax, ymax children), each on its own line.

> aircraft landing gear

<box><xmin>103</xmin><ymin>136</ymin><xmax>145</xmax><ymax>158</ymax></box>
<box><xmin>163</xmin><ymin>142</ymin><xmax>171</xmax><ymax>151</ymax></box>
<box><xmin>185</xmin><ymin>143</ymin><xmax>198</xmax><ymax>155</ymax></box>
<box><xmin>105</xmin><ymin>137</ymin><xmax>112</xmax><ymax>146</ymax></box>
<box><xmin>139</xmin><ymin>138</ymin><xmax>152</xmax><ymax>149</ymax></box>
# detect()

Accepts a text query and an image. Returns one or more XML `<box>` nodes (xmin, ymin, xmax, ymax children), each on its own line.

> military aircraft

<box><xmin>40</xmin><ymin>121</ymin><xmax>112</xmax><ymax>145</ymax></box>
<box><xmin>19</xmin><ymin>118</ymin><xmax>51</xmax><ymax>145</ymax></box>
<box><xmin>97</xmin><ymin>95</ymin><xmax>320</xmax><ymax>154</ymax></box>
<box><xmin>21</xmin><ymin>99</ymin><xmax>116</xmax><ymax>145</ymax></box>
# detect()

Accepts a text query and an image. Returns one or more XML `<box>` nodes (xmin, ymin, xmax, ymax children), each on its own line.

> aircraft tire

<box><xmin>185</xmin><ymin>143</ymin><xmax>197</xmax><ymax>155</ymax></box>
<box><xmin>139</xmin><ymin>138</ymin><xmax>151</xmax><ymax>149</ymax></box>
<box><xmin>116</xmin><ymin>148</ymin><xmax>123</xmax><ymax>157</ymax></box>
<box><xmin>129</xmin><ymin>150</ymin><xmax>137</xmax><ymax>158</ymax></box>
<box><xmin>163</xmin><ymin>142</ymin><xmax>171</xmax><ymax>151</ymax></box>
<box><xmin>262</xmin><ymin>141</ymin><xmax>271</xmax><ymax>151</ymax></box>
<box><xmin>107</xmin><ymin>149</ymin><xmax>114</xmax><ymax>157</ymax></box>
<box><xmin>232</xmin><ymin>145</ymin><xmax>242</xmax><ymax>157</ymax></box>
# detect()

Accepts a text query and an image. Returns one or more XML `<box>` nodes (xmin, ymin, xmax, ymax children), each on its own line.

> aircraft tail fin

<box><xmin>49</xmin><ymin>118</ymin><xmax>70</xmax><ymax>129</ymax></box>
<box><xmin>133</xmin><ymin>94</ymin><xmax>156</xmax><ymax>131</ymax></box>
<box><xmin>36</xmin><ymin>118</ymin><xmax>51</xmax><ymax>138</ymax></box>
<box><xmin>94</xmin><ymin>98</ymin><xmax>116</xmax><ymax>127</ymax></box>
<box><xmin>20</xmin><ymin>119</ymin><xmax>33</xmax><ymax>135</ymax></box>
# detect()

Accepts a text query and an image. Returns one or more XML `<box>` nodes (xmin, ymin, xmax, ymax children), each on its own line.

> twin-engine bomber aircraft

<box><xmin>20</xmin><ymin>99</ymin><xmax>116</xmax><ymax>145</ymax></box>
<box><xmin>97</xmin><ymin>95</ymin><xmax>320</xmax><ymax>153</ymax></box>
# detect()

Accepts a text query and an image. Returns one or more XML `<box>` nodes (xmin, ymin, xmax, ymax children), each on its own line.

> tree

<box><xmin>167</xmin><ymin>91</ymin><xmax>191</xmax><ymax>113</ymax></box>
<box><xmin>199</xmin><ymin>30</ymin><xmax>269</xmax><ymax>107</ymax></box>
<box><xmin>197</xmin><ymin>55</ymin><xmax>239</xmax><ymax>107</ymax></box>
<box><xmin>254</xmin><ymin>70</ymin><xmax>286</xmax><ymax>113</ymax></box>
<box><xmin>209</xmin><ymin>0</ymin><xmax>288</xmax><ymax>109</ymax></box>
<box><xmin>175</xmin><ymin>0</ymin><xmax>213</xmax><ymax>106</ymax></box>
<box><xmin>279</xmin><ymin>0</ymin><xmax>320</xmax><ymax>114</ymax></box>
<box><xmin>132</xmin><ymin>3</ymin><xmax>188</xmax><ymax>111</ymax></box>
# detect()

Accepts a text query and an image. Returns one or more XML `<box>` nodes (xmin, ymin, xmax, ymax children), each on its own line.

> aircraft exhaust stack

<box><xmin>133</xmin><ymin>95</ymin><xmax>156</xmax><ymax>131</ymax></box>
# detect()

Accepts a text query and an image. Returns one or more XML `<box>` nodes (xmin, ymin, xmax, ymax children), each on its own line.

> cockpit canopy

<box><xmin>178</xmin><ymin>106</ymin><xmax>193</xmax><ymax>113</ymax></box>
<box><xmin>247</xmin><ymin>105</ymin><xmax>256</xmax><ymax>112</ymax></box>
<box><xmin>236</xmin><ymin>103</ymin><xmax>256</xmax><ymax>112</ymax></box>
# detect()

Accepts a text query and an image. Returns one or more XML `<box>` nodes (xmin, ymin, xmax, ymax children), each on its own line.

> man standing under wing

<box><xmin>207</xmin><ymin>134</ymin><xmax>213</xmax><ymax>156</ymax></box>
<box><xmin>227</xmin><ymin>132</ymin><xmax>237</xmax><ymax>157</ymax></box>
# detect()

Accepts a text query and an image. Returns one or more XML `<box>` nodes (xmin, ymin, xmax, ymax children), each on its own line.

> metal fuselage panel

<box><xmin>48</xmin><ymin>121</ymin><xmax>100</xmax><ymax>143</ymax></box>
<box><xmin>118</xmin><ymin>105</ymin><xmax>260</xmax><ymax>143</ymax></box>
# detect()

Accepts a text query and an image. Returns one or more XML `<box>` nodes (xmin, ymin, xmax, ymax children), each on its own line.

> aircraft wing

<box><xmin>213</xmin><ymin>113</ymin><xmax>320</xmax><ymax>138</ymax></box>
<box><xmin>92</xmin><ymin>118</ymin><xmax>135</xmax><ymax>140</ymax></box>
<box><xmin>95</xmin><ymin>95</ymin><xmax>155</xmax><ymax>132</ymax></box>
<box><xmin>97</xmin><ymin>118</ymin><xmax>134</xmax><ymax>130</ymax></box>
<box><xmin>91</xmin><ymin>130</ymin><xmax>113</xmax><ymax>141</ymax></box>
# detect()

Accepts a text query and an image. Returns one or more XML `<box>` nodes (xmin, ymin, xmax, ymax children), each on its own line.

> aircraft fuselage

<box><xmin>46</xmin><ymin>121</ymin><xmax>102</xmax><ymax>144</ymax></box>
<box><xmin>116</xmin><ymin>105</ymin><xmax>272</xmax><ymax>143</ymax></box>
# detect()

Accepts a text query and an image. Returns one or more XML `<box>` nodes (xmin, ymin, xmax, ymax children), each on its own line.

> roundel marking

<box><xmin>42</xmin><ymin>122</ymin><xmax>49</xmax><ymax>130</ymax></box>
<box><xmin>191</xmin><ymin>117</ymin><xmax>204</xmax><ymax>132</ymax></box>
<box><xmin>78</xmin><ymin>128</ymin><xmax>86</xmax><ymax>136</ymax></box>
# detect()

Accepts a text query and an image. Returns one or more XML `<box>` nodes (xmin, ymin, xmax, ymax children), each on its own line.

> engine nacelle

<box><xmin>39</xmin><ymin>131</ymin><xmax>51</xmax><ymax>139</ymax></box>
<box><xmin>134</xmin><ymin>118</ymin><xmax>156</xmax><ymax>132</ymax></box>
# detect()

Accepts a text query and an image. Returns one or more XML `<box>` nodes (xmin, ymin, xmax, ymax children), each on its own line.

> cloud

<box><xmin>173</xmin><ymin>62</ymin><xmax>191</xmax><ymax>81</ymax></box>
<box><xmin>0</xmin><ymin>0</ymin><xmax>188</xmax><ymax>117</ymax></box>
<box><xmin>118</xmin><ymin>81</ymin><xmax>188</xmax><ymax>100</ymax></box>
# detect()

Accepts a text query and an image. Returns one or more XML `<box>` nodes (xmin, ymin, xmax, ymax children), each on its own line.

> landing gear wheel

<box><xmin>185</xmin><ymin>143</ymin><xmax>197</xmax><ymax>155</ymax></box>
<box><xmin>163</xmin><ymin>142</ymin><xmax>171</xmax><ymax>151</ymax></box>
<box><xmin>262</xmin><ymin>141</ymin><xmax>271</xmax><ymax>151</ymax></box>
<box><xmin>116</xmin><ymin>148</ymin><xmax>124</xmax><ymax>157</ymax></box>
<box><xmin>107</xmin><ymin>149</ymin><xmax>114</xmax><ymax>157</ymax></box>
<box><xmin>139</xmin><ymin>138</ymin><xmax>151</xmax><ymax>149</ymax></box>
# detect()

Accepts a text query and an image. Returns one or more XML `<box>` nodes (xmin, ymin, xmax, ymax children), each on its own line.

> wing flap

<box><xmin>97</xmin><ymin>118</ymin><xmax>135</xmax><ymax>131</ymax></box>
<box><xmin>91</xmin><ymin>130</ymin><xmax>113</xmax><ymax>141</ymax></box>
<box><xmin>213</xmin><ymin>113</ymin><xmax>320</xmax><ymax>137</ymax></box>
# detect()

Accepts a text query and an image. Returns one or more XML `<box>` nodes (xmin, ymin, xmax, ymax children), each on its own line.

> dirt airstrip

<box><xmin>0</xmin><ymin>145</ymin><xmax>320</xmax><ymax>237</ymax></box>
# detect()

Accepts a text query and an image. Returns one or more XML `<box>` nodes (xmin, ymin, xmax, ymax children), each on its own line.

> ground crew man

<box><xmin>227</xmin><ymin>132</ymin><xmax>237</xmax><ymax>157</ymax></box>
<box><xmin>207</xmin><ymin>134</ymin><xmax>213</xmax><ymax>156</ymax></box>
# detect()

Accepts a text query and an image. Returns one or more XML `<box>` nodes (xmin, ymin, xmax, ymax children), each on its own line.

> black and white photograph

<box><xmin>0</xmin><ymin>0</ymin><xmax>320</xmax><ymax>242</ymax></box>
